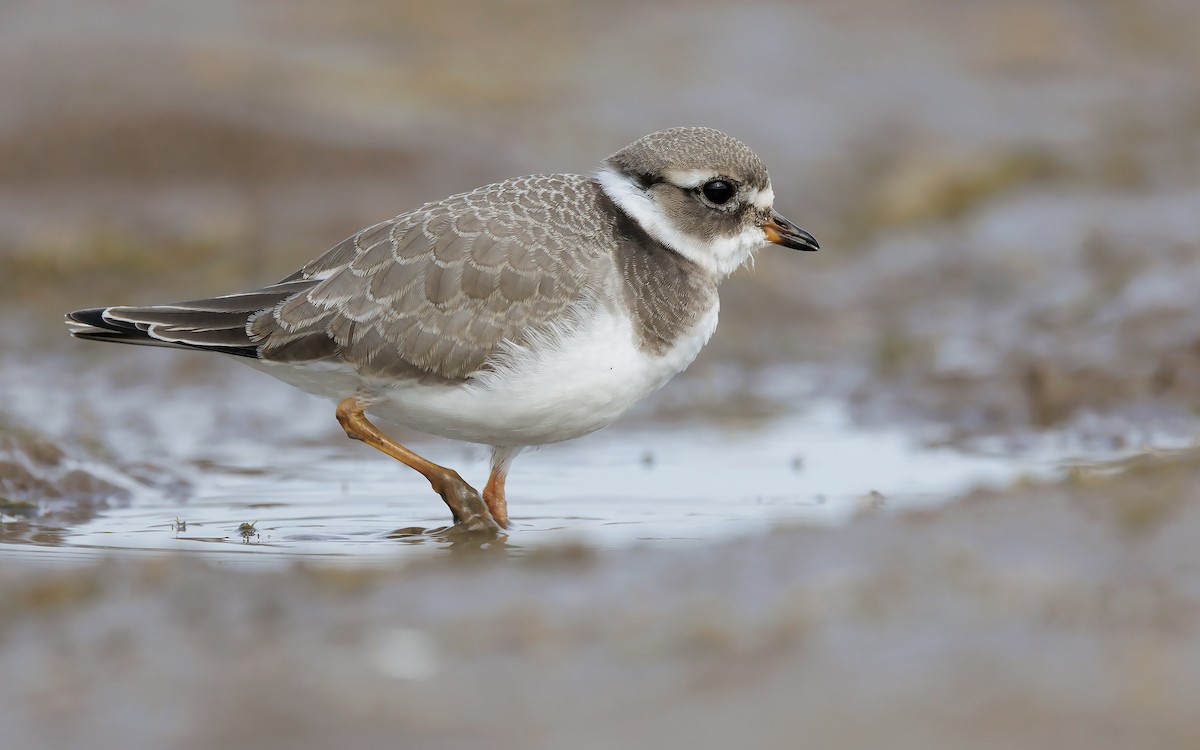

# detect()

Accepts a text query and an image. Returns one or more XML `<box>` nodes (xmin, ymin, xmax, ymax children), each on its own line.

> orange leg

<box><xmin>482</xmin><ymin>446</ymin><xmax>521</xmax><ymax>529</ymax></box>
<box><xmin>482</xmin><ymin>466</ymin><xmax>509</xmax><ymax>529</ymax></box>
<box><xmin>335</xmin><ymin>397</ymin><xmax>499</xmax><ymax>533</ymax></box>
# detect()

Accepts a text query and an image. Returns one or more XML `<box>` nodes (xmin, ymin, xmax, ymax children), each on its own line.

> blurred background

<box><xmin>3</xmin><ymin>0</ymin><xmax>1200</xmax><ymax>747</ymax></box>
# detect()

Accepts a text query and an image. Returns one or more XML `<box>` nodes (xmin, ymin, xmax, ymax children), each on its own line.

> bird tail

<box><xmin>65</xmin><ymin>280</ymin><xmax>318</xmax><ymax>359</ymax></box>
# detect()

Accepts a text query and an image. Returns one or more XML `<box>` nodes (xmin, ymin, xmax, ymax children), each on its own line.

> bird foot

<box><xmin>434</xmin><ymin>474</ymin><xmax>503</xmax><ymax>536</ymax></box>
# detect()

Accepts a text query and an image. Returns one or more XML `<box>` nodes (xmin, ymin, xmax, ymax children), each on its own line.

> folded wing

<box><xmin>67</xmin><ymin>174</ymin><xmax>612</xmax><ymax>381</ymax></box>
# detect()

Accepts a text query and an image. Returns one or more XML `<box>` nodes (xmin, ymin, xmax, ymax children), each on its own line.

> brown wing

<box><xmin>249</xmin><ymin>174</ymin><xmax>614</xmax><ymax>380</ymax></box>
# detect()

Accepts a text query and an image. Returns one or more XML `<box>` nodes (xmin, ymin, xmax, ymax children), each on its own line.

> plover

<box><xmin>66</xmin><ymin>127</ymin><xmax>818</xmax><ymax>533</ymax></box>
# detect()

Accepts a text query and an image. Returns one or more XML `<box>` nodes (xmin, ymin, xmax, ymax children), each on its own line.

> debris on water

<box><xmin>854</xmin><ymin>490</ymin><xmax>888</xmax><ymax>518</ymax></box>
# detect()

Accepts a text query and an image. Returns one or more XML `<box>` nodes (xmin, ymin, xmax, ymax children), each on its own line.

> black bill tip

<box><xmin>763</xmin><ymin>211</ymin><xmax>819</xmax><ymax>251</ymax></box>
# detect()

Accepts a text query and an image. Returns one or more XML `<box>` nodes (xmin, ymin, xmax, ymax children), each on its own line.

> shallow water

<box><xmin>4</xmin><ymin>397</ymin><xmax>1179</xmax><ymax>566</ymax></box>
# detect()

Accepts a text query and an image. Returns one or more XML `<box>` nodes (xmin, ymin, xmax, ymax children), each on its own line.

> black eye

<box><xmin>701</xmin><ymin>179</ymin><xmax>735</xmax><ymax>205</ymax></box>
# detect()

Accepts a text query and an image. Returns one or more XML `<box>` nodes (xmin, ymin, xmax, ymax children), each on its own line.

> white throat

<box><xmin>595</xmin><ymin>165</ymin><xmax>768</xmax><ymax>278</ymax></box>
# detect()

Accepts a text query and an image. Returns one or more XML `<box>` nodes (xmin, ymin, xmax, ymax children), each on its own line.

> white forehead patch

<box><xmin>749</xmin><ymin>184</ymin><xmax>775</xmax><ymax>210</ymax></box>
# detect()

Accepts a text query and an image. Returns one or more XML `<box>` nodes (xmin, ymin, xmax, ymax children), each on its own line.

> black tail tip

<box><xmin>66</xmin><ymin>307</ymin><xmax>111</xmax><ymax>327</ymax></box>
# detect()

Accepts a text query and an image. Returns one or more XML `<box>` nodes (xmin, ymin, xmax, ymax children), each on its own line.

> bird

<box><xmin>66</xmin><ymin>127</ymin><xmax>819</xmax><ymax>534</ymax></box>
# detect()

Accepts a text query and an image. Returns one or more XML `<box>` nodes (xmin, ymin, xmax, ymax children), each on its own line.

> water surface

<box><xmin>5</xmin><ymin>398</ymin><xmax>1172</xmax><ymax>566</ymax></box>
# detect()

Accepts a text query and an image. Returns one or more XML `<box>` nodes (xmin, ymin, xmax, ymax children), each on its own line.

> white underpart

<box><xmin>249</xmin><ymin>298</ymin><xmax>720</xmax><ymax>448</ymax></box>
<box><xmin>596</xmin><ymin>166</ymin><xmax>771</xmax><ymax>278</ymax></box>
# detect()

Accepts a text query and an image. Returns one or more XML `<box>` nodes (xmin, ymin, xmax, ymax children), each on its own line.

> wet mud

<box><xmin>0</xmin><ymin>430</ymin><xmax>185</xmax><ymax>546</ymax></box>
<box><xmin>6</xmin><ymin>451</ymin><xmax>1200</xmax><ymax>749</ymax></box>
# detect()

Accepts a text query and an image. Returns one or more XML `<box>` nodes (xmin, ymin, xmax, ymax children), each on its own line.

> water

<box><xmin>2</xmin><ymin>399</ymin><xmax>1132</xmax><ymax>565</ymax></box>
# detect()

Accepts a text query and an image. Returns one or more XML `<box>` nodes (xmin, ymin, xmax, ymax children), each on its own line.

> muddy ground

<box><xmin>6</xmin><ymin>452</ymin><xmax>1200</xmax><ymax>749</ymax></box>
<box><xmin>2</xmin><ymin>0</ymin><xmax>1200</xmax><ymax>746</ymax></box>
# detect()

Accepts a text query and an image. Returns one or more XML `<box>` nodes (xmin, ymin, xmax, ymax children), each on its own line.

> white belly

<box><xmin>249</xmin><ymin>303</ymin><xmax>719</xmax><ymax>447</ymax></box>
<box><xmin>372</xmin><ymin>303</ymin><xmax>718</xmax><ymax>446</ymax></box>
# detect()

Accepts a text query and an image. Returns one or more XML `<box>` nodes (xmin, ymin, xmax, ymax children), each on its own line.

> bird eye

<box><xmin>701</xmin><ymin>179</ymin><xmax>735</xmax><ymax>206</ymax></box>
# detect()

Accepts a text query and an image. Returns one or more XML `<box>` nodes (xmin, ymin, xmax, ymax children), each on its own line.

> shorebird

<box><xmin>66</xmin><ymin>127</ymin><xmax>818</xmax><ymax>534</ymax></box>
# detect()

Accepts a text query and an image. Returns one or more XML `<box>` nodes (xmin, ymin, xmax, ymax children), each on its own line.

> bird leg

<box><xmin>335</xmin><ymin>397</ymin><xmax>499</xmax><ymax>534</ymax></box>
<box><xmin>483</xmin><ymin>446</ymin><xmax>521</xmax><ymax>529</ymax></box>
<box><xmin>482</xmin><ymin>465</ymin><xmax>509</xmax><ymax>529</ymax></box>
